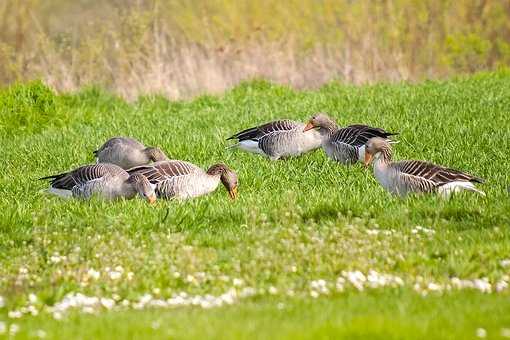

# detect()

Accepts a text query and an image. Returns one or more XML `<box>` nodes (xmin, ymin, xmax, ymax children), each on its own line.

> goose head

<box><xmin>364</xmin><ymin>137</ymin><xmax>393</xmax><ymax>167</ymax></box>
<box><xmin>127</xmin><ymin>173</ymin><xmax>157</xmax><ymax>204</ymax></box>
<box><xmin>303</xmin><ymin>113</ymin><xmax>338</xmax><ymax>133</ymax></box>
<box><xmin>207</xmin><ymin>163</ymin><xmax>238</xmax><ymax>199</ymax></box>
<box><xmin>144</xmin><ymin>147</ymin><xmax>169</xmax><ymax>162</ymax></box>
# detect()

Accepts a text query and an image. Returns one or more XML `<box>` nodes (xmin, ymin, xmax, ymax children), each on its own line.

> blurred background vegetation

<box><xmin>1</xmin><ymin>0</ymin><xmax>509</xmax><ymax>99</ymax></box>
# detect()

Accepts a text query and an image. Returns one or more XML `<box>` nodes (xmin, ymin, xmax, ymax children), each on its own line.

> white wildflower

<box><xmin>500</xmin><ymin>259</ymin><xmax>510</xmax><ymax>267</ymax></box>
<box><xmin>496</xmin><ymin>280</ymin><xmax>508</xmax><ymax>292</ymax></box>
<box><xmin>476</xmin><ymin>328</ymin><xmax>487</xmax><ymax>338</ymax></box>
<box><xmin>100</xmin><ymin>298</ymin><xmax>115</xmax><ymax>310</ymax></box>
<box><xmin>233</xmin><ymin>278</ymin><xmax>244</xmax><ymax>287</ymax></box>
<box><xmin>82</xmin><ymin>306</ymin><xmax>95</xmax><ymax>314</ymax></box>
<box><xmin>50</xmin><ymin>255</ymin><xmax>62</xmax><ymax>264</ymax></box>
<box><xmin>127</xmin><ymin>272</ymin><xmax>134</xmax><ymax>280</ymax></box>
<box><xmin>501</xmin><ymin>328</ymin><xmax>510</xmax><ymax>338</ymax></box>
<box><xmin>268</xmin><ymin>286</ymin><xmax>278</xmax><ymax>295</ymax></box>
<box><xmin>427</xmin><ymin>283</ymin><xmax>442</xmax><ymax>292</ymax></box>
<box><xmin>473</xmin><ymin>278</ymin><xmax>491</xmax><ymax>293</ymax></box>
<box><xmin>0</xmin><ymin>296</ymin><xmax>4</xmax><ymax>308</ymax></box>
<box><xmin>29</xmin><ymin>293</ymin><xmax>38</xmax><ymax>303</ymax></box>
<box><xmin>109</xmin><ymin>271</ymin><xmax>122</xmax><ymax>280</ymax></box>
<box><xmin>239</xmin><ymin>287</ymin><xmax>256</xmax><ymax>298</ymax></box>
<box><xmin>310</xmin><ymin>291</ymin><xmax>319</xmax><ymax>298</ymax></box>
<box><xmin>8</xmin><ymin>310</ymin><xmax>22</xmax><ymax>318</ymax></box>
<box><xmin>87</xmin><ymin>268</ymin><xmax>100</xmax><ymax>280</ymax></box>
<box><xmin>27</xmin><ymin>305</ymin><xmax>38</xmax><ymax>316</ymax></box>
<box><xmin>0</xmin><ymin>322</ymin><xmax>6</xmax><ymax>334</ymax></box>
<box><xmin>344</xmin><ymin>271</ymin><xmax>366</xmax><ymax>291</ymax></box>
<box><xmin>9</xmin><ymin>324</ymin><xmax>19</xmax><ymax>335</ymax></box>
<box><xmin>35</xmin><ymin>329</ymin><xmax>47</xmax><ymax>338</ymax></box>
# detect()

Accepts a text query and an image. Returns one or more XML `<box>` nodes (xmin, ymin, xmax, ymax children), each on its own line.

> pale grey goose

<box><xmin>40</xmin><ymin>163</ymin><xmax>157</xmax><ymax>203</ymax></box>
<box><xmin>364</xmin><ymin>137</ymin><xmax>485</xmax><ymax>197</ymax></box>
<box><xmin>94</xmin><ymin>137</ymin><xmax>169</xmax><ymax>169</ymax></box>
<box><xmin>128</xmin><ymin>160</ymin><xmax>238</xmax><ymax>200</ymax></box>
<box><xmin>303</xmin><ymin>113</ymin><xmax>397</xmax><ymax>164</ymax></box>
<box><xmin>227</xmin><ymin>120</ymin><xmax>323</xmax><ymax>160</ymax></box>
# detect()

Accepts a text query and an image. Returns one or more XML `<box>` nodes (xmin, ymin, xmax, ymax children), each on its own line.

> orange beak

<box><xmin>147</xmin><ymin>194</ymin><xmax>157</xmax><ymax>204</ymax></box>
<box><xmin>303</xmin><ymin>121</ymin><xmax>315</xmax><ymax>132</ymax></box>
<box><xmin>228</xmin><ymin>186</ymin><xmax>238</xmax><ymax>200</ymax></box>
<box><xmin>364</xmin><ymin>152</ymin><xmax>373</xmax><ymax>168</ymax></box>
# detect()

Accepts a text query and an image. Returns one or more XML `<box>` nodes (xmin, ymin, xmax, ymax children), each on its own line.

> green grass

<box><xmin>1</xmin><ymin>72</ymin><xmax>510</xmax><ymax>339</ymax></box>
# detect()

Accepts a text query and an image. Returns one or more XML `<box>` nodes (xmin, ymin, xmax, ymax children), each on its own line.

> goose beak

<box><xmin>148</xmin><ymin>194</ymin><xmax>157</xmax><ymax>205</ymax></box>
<box><xmin>364</xmin><ymin>152</ymin><xmax>373</xmax><ymax>168</ymax></box>
<box><xmin>303</xmin><ymin>122</ymin><xmax>315</xmax><ymax>132</ymax></box>
<box><xmin>229</xmin><ymin>186</ymin><xmax>238</xmax><ymax>200</ymax></box>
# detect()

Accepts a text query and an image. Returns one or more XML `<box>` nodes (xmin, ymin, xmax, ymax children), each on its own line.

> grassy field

<box><xmin>1</xmin><ymin>71</ymin><xmax>510</xmax><ymax>339</ymax></box>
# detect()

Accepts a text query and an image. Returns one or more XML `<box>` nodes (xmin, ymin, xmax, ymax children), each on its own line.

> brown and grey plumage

<box><xmin>128</xmin><ymin>160</ymin><xmax>238</xmax><ymax>200</ymax></box>
<box><xmin>227</xmin><ymin>119</ymin><xmax>323</xmax><ymax>160</ymax></box>
<box><xmin>303</xmin><ymin>113</ymin><xmax>397</xmax><ymax>164</ymax></box>
<box><xmin>94</xmin><ymin>137</ymin><xmax>169</xmax><ymax>169</ymax></box>
<box><xmin>40</xmin><ymin>163</ymin><xmax>157</xmax><ymax>202</ymax></box>
<box><xmin>364</xmin><ymin>137</ymin><xmax>485</xmax><ymax>197</ymax></box>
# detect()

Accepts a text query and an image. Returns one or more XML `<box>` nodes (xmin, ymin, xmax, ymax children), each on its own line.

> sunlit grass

<box><xmin>0</xmin><ymin>72</ymin><xmax>509</xmax><ymax>338</ymax></box>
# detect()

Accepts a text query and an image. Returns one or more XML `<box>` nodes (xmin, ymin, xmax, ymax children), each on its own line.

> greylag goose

<box><xmin>40</xmin><ymin>164</ymin><xmax>157</xmax><ymax>203</ymax></box>
<box><xmin>94</xmin><ymin>137</ymin><xmax>169</xmax><ymax>169</ymax></box>
<box><xmin>227</xmin><ymin>120</ymin><xmax>323</xmax><ymax>160</ymax></box>
<box><xmin>128</xmin><ymin>160</ymin><xmax>238</xmax><ymax>200</ymax></box>
<box><xmin>303</xmin><ymin>113</ymin><xmax>397</xmax><ymax>164</ymax></box>
<box><xmin>364</xmin><ymin>137</ymin><xmax>485</xmax><ymax>197</ymax></box>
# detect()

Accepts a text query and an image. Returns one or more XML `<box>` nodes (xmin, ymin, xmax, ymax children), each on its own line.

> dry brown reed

<box><xmin>1</xmin><ymin>0</ymin><xmax>509</xmax><ymax>99</ymax></box>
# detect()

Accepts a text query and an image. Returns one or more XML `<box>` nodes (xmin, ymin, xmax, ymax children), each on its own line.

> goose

<box><xmin>303</xmin><ymin>113</ymin><xmax>397</xmax><ymax>164</ymax></box>
<box><xmin>94</xmin><ymin>137</ymin><xmax>169</xmax><ymax>169</ymax></box>
<box><xmin>227</xmin><ymin>120</ymin><xmax>323</xmax><ymax>160</ymax></box>
<box><xmin>40</xmin><ymin>163</ymin><xmax>157</xmax><ymax>203</ymax></box>
<box><xmin>128</xmin><ymin>160</ymin><xmax>238</xmax><ymax>200</ymax></box>
<box><xmin>363</xmin><ymin>137</ymin><xmax>485</xmax><ymax>197</ymax></box>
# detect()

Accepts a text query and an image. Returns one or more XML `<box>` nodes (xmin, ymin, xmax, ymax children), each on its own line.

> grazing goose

<box><xmin>227</xmin><ymin>120</ymin><xmax>323</xmax><ymax>160</ymax></box>
<box><xmin>303</xmin><ymin>113</ymin><xmax>397</xmax><ymax>164</ymax></box>
<box><xmin>128</xmin><ymin>160</ymin><xmax>238</xmax><ymax>200</ymax></box>
<box><xmin>364</xmin><ymin>137</ymin><xmax>485</xmax><ymax>197</ymax></box>
<box><xmin>94</xmin><ymin>137</ymin><xmax>169</xmax><ymax>169</ymax></box>
<box><xmin>40</xmin><ymin>163</ymin><xmax>157</xmax><ymax>203</ymax></box>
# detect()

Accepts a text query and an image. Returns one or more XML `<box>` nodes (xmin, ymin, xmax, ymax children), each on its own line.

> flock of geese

<box><xmin>40</xmin><ymin>113</ymin><xmax>485</xmax><ymax>203</ymax></box>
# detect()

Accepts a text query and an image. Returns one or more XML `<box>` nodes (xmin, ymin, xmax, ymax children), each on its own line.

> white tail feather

<box><xmin>439</xmin><ymin>181</ymin><xmax>485</xmax><ymax>198</ymax></box>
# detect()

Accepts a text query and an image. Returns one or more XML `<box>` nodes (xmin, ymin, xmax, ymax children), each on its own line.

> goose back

<box><xmin>94</xmin><ymin>137</ymin><xmax>150</xmax><ymax>169</ymax></box>
<box><xmin>229</xmin><ymin>120</ymin><xmax>322</xmax><ymax>160</ymax></box>
<box><xmin>128</xmin><ymin>160</ymin><xmax>218</xmax><ymax>199</ymax></box>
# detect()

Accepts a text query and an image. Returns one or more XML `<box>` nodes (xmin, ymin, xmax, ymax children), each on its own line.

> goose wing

<box><xmin>332</xmin><ymin>125</ymin><xmax>397</xmax><ymax>147</ymax></box>
<box><xmin>40</xmin><ymin>164</ymin><xmax>126</xmax><ymax>189</ymax></box>
<box><xmin>395</xmin><ymin>160</ymin><xmax>484</xmax><ymax>186</ymax></box>
<box><xmin>227</xmin><ymin>120</ymin><xmax>299</xmax><ymax>141</ymax></box>
<box><xmin>128</xmin><ymin>160</ymin><xmax>201</xmax><ymax>184</ymax></box>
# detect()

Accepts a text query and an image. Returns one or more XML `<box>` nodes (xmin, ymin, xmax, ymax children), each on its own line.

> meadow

<box><xmin>1</xmin><ymin>71</ymin><xmax>510</xmax><ymax>339</ymax></box>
